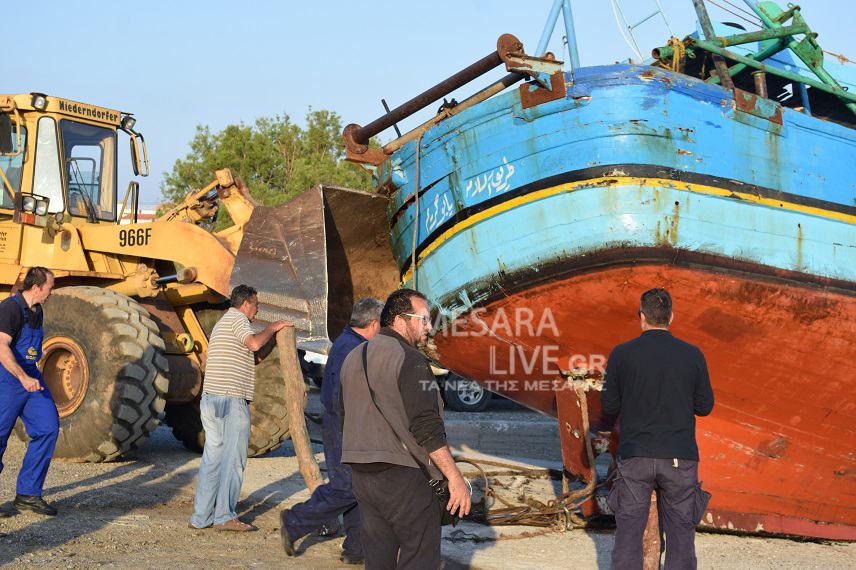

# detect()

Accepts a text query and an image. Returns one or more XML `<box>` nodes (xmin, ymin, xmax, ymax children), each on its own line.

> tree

<box><xmin>160</xmin><ymin>110</ymin><xmax>373</xmax><ymax>226</ymax></box>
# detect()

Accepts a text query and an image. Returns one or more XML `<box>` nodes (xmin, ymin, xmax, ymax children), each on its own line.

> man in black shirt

<box><xmin>602</xmin><ymin>288</ymin><xmax>714</xmax><ymax>570</ymax></box>
<box><xmin>0</xmin><ymin>267</ymin><xmax>59</xmax><ymax>516</ymax></box>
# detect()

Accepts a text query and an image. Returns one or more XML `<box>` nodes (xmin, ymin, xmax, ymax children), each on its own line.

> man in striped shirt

<box><xmin>190</xmin><ymin>284</ymin><xmax>291</xmax><ymax>531</ymax></box>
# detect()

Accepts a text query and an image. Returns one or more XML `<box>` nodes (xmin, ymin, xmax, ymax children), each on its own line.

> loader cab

<box><xmin>63</xmin><ymin>120</ymin><xmax>118</xmax><ymax>221</ymax></box>
<box><xmin>0</xmin><ymin>93</ymin><xmax>148</xmax><ymax>226</ymax></box>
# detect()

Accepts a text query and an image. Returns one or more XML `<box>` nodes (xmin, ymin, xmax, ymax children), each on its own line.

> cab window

<box><xmin>33</xmin><ymin>117</ymin><xmax>64</xmax><ymax>213</ymax></box>
<box><xmin>60</xmin><ymin>120</ymin><xmax>116</xmax><ymax>221</ymax></box>
<box><xmin>0</xmin><ymin>120</ymin><xmax>26</xmax><ymax>210</ymax></box>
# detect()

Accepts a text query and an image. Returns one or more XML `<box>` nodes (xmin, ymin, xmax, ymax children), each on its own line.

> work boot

<box><xmin>340</xmin><ymin>551</ymin><xmax>364</xmax><ymax>565</ymax></box>
<box><xmin>13</xmin><ymin>494</ymin><xmax>57</xmax><ymax>516</ymax></box>
<box><xmin>280</xmin><ymin>510</ymin><xmax>296</xmax><ymax>556</ymax></box>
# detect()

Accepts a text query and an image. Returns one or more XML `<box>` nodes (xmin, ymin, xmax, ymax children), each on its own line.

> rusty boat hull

<box><xmin>372</xmin><ymin>62</ymin><xmax>856</xmax><ymax>539</ymax></box>
<box><xmin>431</xmin><ymin>258</ymin><xmax>855</xmax><ymax>539</ymax></box>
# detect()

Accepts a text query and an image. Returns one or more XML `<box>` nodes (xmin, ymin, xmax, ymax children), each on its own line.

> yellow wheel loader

<box><xmin>0</xmin><ymin>93</ymin><xmax>396</xmax><ymax>461</ymax></box>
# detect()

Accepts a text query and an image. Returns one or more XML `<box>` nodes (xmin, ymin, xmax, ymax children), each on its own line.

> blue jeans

<box><xmin>190</xmin><ymin>394</ymin><xmax>251</xmax><ymax>528</ymax></box>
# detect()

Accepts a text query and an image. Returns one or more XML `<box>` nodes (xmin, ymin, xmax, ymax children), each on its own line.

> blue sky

<box><xmin>7</xmin><ymin>0</ymin><xmax>851</xmax><ymax>204</ymax></box>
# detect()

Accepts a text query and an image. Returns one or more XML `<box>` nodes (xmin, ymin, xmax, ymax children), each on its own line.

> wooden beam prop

<box><xmin>276</xmin><ymin>327</ymin><xmax>322</xmax><ymax>492</ymax></box>
<box><xmin>642</xmin><ymin>490</ymin><xmax>661</xmax><ymax>570</ymax></box>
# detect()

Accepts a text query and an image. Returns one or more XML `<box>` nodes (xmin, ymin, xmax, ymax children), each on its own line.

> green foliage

<box><xmin>160</xmin><ymin>110</ymin><xmax>373</xmax><ymax>227</ymax></box>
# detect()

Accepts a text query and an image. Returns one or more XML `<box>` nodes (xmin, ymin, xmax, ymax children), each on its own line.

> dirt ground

<box><xmin>0</xmin><ymin>393</ymin><xmax>852</xmax><ymax>569</ymax></box>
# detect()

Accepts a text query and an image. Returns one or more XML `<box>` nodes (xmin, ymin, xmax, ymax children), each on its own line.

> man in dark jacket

<box><xmin>338</xmin><ymin>288</ymin><xmax>471</xmax><ymax>570</ymax></box>
<box><xmin>281</xmin><ymin>298</ymin><xmax>383</xmax><ymax>564</ymax></box>
<box><xmin>602</xmin><ymin>288</ymin><xmax>714</xmax><ymax>570</ymax></box>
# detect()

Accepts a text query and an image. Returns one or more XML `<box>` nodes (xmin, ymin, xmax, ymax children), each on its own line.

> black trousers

<box><xmin>351</xmin><ymin>465</ymin><xmax>440</xmax><ymax>570</ymax></box>
<box><xmin>609</xmin><ymin>457</ymin><xmax>708</xmax><ymax>570</ymax></box>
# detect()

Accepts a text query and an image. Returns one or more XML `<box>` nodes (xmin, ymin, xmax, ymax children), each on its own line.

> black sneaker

<box><xmin>340</xmin><ymin>552</ymin><xmax>364</xmax><ymax>565</ymax></box>
<box><xmin>13</xmin><ymin>495</ymin><xmax>57</xmax><ymax>516</ymax></box>
<box><xmin>279</xmin><ymin>510</ymin><xmax>295</xmax><ymax>556</ymax></box>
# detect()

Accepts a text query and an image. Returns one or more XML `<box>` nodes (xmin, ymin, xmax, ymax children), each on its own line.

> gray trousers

<box><xmin>608</xmin><ymin>457</ymin><xmax>709</xmax><ymax>570</ymax></box>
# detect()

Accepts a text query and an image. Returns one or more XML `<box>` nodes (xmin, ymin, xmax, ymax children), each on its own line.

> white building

<box><xmin>119</xmin><ymin>203</ymin><xmax>159</xmax><ymax>224</ymax></box>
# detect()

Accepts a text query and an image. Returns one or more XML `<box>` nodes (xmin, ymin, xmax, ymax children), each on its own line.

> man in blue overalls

<box><xmin>0</xmin><ymin>266</ymin><xmax>59</xmax><ymax>516</ymax></box>
<box><xmin>281</xmin><ymin>298</ymin><xmax>384</xmax><ymax>564</ymax></box>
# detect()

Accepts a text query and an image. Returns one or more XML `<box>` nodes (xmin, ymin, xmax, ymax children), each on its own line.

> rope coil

<box><xmin>457</xmin><ymin>380</ymin><xmax>603</xmax><ymax>532</ymax></box>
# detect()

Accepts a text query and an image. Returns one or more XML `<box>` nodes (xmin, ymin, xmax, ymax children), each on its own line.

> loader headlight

<box><xmin>22</xmin><ymin>196</ymin><xmax>36</xmax><ymax>212</ymax></box>
<box><xmin>31</xmin><ymin>93</ymin><xmax>48</xmax><ymax>111</ymax></box>
<box><xmin>35</xmin><ymin>199</ymin><xmax>49</xmax><ymax>216</ymax></box>
<box><xmin>121</xmin><ymin>115</ymin><xmax>136</xmax><ymax>131</ymax></box>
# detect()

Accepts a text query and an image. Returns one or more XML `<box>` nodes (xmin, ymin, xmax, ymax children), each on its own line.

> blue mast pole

<box><xmin>536</xmin><ymin>0</ymin><xmax>564</xmax><ymax>55</ymax></box>
<box><xmin>562</xmin><ymin>0</ymin><xmax>581</xmax><ymax>70</ymax></box>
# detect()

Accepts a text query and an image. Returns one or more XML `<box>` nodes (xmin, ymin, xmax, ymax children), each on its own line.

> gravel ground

<box><xmin>0</xmin><ymin>393</ymin><xmax>852</xmax><ymax>569</ymax></box>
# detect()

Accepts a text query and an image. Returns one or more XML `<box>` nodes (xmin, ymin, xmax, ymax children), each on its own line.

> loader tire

<box><xmin>160</xmin><ymin>304</ymin><xmax>225</xmax><ymax>453</ymax></box>
<box><xmin>163</xmin><ymin>401</ymin><xmax>205</xmax><ymax>452</ymax></box>
<box><xmin>248</xmin><ymin>349</ymin><xmax>290</xmax><ymax>456</ymax></box>
<box><xmin>194</xmin><ymin>303</ymin><xmax>229</xmax><ymax>337</ymax></box>
<box><xmin>24</xmin><ymin>287</ymin><xmax>169</xmax><ymax>462</ymax></box>
<box><xmin>165</xmin><ymin>306</ymin><xmax>290</xmax><ymax>457</ymax></box>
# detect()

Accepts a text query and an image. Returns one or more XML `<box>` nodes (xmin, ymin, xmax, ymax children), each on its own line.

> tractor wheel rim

<box><xmin>457</xmin><ymin>379</ymin><xmax>484</xmax><ymax>405</ymax></box>
<box><xmin>40</xmin><ymin>337</ymin><xmax>89</xmax><ymax>417</ymax></box>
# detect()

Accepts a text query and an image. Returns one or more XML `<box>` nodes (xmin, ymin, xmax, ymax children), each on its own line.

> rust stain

<box><xmin>668</xmin><ymin>200</ymin><xmax>680</xmax><ymax>244</ymax></box>
<box><xmin>518</xmin><ymin>71</ymin><xmax>567</xmax><ymax>109</ymax></box>
<box><xmin>709</xmin><ymin>281</ymin><xmax>775</xmax><ymax>307</ymax></box>
<box><xmin>796</xmin><ymin>223</ymin><xmax>804</xmax><ymax>272</ymax></box>
<box><xmin>695</xmin><ymin>306</ymin><xmax>753</xmax><ymax>342</ymax></box>
<box><xmin>707</xmin><ymin>277</ymin><xmax>837</xmax><ymax>326</ymax></box>
<box><xmin>733</xmin><ymin>88</ymin><xmax>784</xmax><ymax>125</ymax></box>
<box><xmin>757</xmin><ymin>436</ymin><xmax>789</xmax><ymax>459</ymax></box>
<box><xmin>578</xmin><ymin>178</ymin><xmax>621</xmax><ymax>191</ymax></box>
<box><xmin>791</xmin><ymin>295</ymin><xmax>836</xmax><ymax>325</ymax></box>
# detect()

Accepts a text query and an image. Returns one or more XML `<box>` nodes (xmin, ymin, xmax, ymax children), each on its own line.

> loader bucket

<box><xmin>230</xmin><ymin>185</ymin><xmax>399</xmax><ymax>354</ymax></box>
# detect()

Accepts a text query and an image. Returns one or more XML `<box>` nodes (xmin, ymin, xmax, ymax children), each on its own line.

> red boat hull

<box><xmin>432</xmin><ymin>261</ymin><xmax>856</xmax><ymax>539</ymax></box>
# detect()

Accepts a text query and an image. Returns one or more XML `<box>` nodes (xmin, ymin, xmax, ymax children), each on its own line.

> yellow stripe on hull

<box><xmin>402</xmin><ymin>176</ymin><xmax>856</xmax><ymax>282</ymax></box>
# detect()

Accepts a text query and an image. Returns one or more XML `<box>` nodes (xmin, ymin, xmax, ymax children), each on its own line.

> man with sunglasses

<box><xmin>337</xmin><ymin>288</ymin><xmax>471</xmax><ymax>569</ymax></box>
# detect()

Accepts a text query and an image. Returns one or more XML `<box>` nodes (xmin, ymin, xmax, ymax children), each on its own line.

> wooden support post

<box><xmin>276</xmin><ymin>327</ymin><xmax>322</xmax><ymax>492</ymax></box>
<box><xmin>642</xmin><ymin>490</ymin><xmax>661</xmax><ymax>570</ymax></box>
